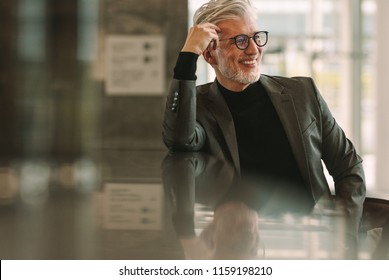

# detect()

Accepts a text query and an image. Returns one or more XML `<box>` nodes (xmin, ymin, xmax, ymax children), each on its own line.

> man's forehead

<box><xmin>217</xmin><ymin>18</ymin><xmax>258</xmax><ymax>37</ymax></box>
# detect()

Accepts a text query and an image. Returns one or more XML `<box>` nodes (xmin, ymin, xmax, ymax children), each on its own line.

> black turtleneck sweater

<box><xmin>217</xmin><ymin>80</ymin><xmax>305</xmax><ymax>186</ymax></box>
<box><xmin>174</xmin><ymin>52</ymin><xmax>305</xmax><ymax>187</ymax></box>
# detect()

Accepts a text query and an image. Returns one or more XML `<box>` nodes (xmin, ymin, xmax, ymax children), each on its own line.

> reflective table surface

<box><xmin>0</xmin><ymin>150</ymin><xmax>388</xmax><ymax>259</ymax></box>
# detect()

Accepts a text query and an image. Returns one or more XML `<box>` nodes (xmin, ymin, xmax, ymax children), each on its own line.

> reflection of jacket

<box><xmin>162</xmin><ymin>152</ymin><xmax>315</xmax><ymax>218</ymax></box>
<box><xmin>162</xmin><ymin>152</ymin><xmax>389</xmax><ymax>259</ymax></box>
<box><xmin>163</xmin><ymin>74</ymin><xmax>366</xmax><ymax>235</ymax></box>
<box><xmin>162</xmin><ymin>152</ymin><xmax>234</xmax><ymax>237</ymax></box>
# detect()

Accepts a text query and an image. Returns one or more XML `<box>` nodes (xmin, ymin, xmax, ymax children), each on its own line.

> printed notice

<box><xmin>105</xmin><ymin>35</ymin><xmax>165</xmax><ymax>95</ymax></box>
<box><xmin>102</xmin><ymin>183</ymin><xmax>163</xmax><ymax>230</ymax></box>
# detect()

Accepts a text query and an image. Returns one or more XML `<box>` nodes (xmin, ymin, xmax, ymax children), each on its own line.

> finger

<box><xmin>204</xmin><ymin>22</ymin><xmax>221</xmax><ymax>33</ymax></box>
<box><xmin>210</xmin><ymin>33</ymin><xmax>220</xmax><ymax>50</ymax></box>
<box><xmin>207</xmin><ymin>40</ymin><xmax>215</xmax><ymax>50</ymax></box>
<box><xmin>198</xmin><ymin>22</ymin><xmax>221</xmax><ymax>37</ymax></box>
<box><xmin>208</xmin><ymin>24</ymin><xmax>221</xmax><ymax>48</ymax></box>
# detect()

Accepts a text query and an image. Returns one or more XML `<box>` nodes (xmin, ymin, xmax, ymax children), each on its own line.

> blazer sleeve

<box><xmin>312</xmin><ymin>78</ymin><xmax>366</xmax><ymax>237</ymax></box>
<box><xmin>162</xmin><ymin>79</ymin><xmax>206</xmax><ymax>151</ymax></box>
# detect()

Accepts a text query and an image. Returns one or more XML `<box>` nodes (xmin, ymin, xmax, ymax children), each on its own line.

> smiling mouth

<box><xmin>241</xmin><ymin>60</ymin><xmax>257</xmax><ymax>65</ymax></box>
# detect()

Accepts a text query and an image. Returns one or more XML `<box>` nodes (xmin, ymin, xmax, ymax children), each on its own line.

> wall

<box><xmin>100</xmin><ymin>0</ymin><xmax>188</xmax><ymax>150</ymax></box>
<box><xmin>0</xmin><ymin>0</ymin><xmax>188</xmax><ymax>161</ymax></box>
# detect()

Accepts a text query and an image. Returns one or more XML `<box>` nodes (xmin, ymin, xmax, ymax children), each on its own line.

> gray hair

<box><xmin>193</xmin><ymin>0</ymin><xmax>257</xmax><ymax>25</ymax></box>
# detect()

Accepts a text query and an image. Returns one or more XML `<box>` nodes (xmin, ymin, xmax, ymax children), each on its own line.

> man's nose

<box><xmin>245</xmin><ymin>38</ymin><xmax>260</xmax><ymax>54</ymax></box>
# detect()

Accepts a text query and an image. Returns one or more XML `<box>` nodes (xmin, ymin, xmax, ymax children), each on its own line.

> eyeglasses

<box><xmin>219</xmin><ymin>31</ymin><xmax>269</xmax><ymax>50</ymax></box>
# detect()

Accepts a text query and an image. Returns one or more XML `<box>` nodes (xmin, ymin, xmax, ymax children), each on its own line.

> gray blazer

<box><xmin>163</xmin><ymin>74</ymin><xmax>366</xmax><ymax>235</ymax></box>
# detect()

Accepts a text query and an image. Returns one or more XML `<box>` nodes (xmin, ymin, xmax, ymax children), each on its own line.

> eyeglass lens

<box><xmin>235</xmin><ymin>32</ymin><xmax>268</xmax><ymax>50</ymax></box>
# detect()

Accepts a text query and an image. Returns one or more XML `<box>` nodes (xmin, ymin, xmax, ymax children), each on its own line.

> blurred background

<box><xmin>0</xmin><ymin>0</ymin><xmax>388</xmax><ymax>197</ymax></box>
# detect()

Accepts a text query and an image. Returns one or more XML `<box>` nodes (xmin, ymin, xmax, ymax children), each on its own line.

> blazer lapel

<box><xmin>260</xmin><ymin>75</ymin><xmax>311</xmax><ymax>189</ymax></box>
<box><xmin>206</xmin><ymin>81</ymin><xmax>241</xmax><ymax>173</ymax></box>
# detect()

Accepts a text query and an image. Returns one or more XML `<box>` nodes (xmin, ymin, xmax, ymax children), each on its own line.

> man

<box><xmin>162</xmin><ymin>0</ymin><xmax>365</xmax><ymax>239</ymax></box>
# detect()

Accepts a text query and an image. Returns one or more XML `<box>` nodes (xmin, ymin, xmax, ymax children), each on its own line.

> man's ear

<box><xmin>203</xmin><ymin>47</ymin><xmax>217</xmax><ymax>65</ymax></box>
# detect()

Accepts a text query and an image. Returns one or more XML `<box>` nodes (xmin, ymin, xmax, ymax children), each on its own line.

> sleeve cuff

<box><xmin>173</xmin><ymin>52</ymin><xmax>199</xmax><ymax>80</ymax></box>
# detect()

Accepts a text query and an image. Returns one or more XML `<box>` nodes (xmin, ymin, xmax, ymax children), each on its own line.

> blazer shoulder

<box><xmin>262</xmin><ymin>75</ymin><xmax>320</xmax><ymax>100</ymax></box>
<box><xmin>196</xmin><ymin>82</ymin><xmax>213</xmax><ymax>95</ymax></box>
<box><xmin>262</xmin><ymin>74</ymin><xmax>315</xmax><ymax>88</ymax></box>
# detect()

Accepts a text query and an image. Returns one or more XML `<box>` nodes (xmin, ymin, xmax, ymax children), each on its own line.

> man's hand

<box><xmin>181</xmin><ymin>23</ymin><xmax>221</xmax><ymax>55</ymax></box>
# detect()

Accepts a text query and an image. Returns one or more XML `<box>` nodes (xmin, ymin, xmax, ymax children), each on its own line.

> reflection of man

<box><xmin>197</xmin><ymin>201</ymin><xmax>260</xmax><ymax>260</ymax></box>
<box><xmin>161</xmin><ymin>153</ymin><xmax>261</xmax><ymax>259</ymax></box>
<box><xmin>162</xmin><ymin>0</ymin><xmax>365</xmax><ymax>238</ymax></box>
<box><xmin>171</xmin><ymin>202</ymin><xmax>260</xmax><ymax>260</ymax></box>
<box><xmin>162</xmin><ymin>152</ymin><xmax>389</xmax><ymax>259</ymax></box>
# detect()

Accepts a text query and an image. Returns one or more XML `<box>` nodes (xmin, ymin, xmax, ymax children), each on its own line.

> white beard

<box><xmin>216</xmin><ymin>49</ymin><xmax>260</xmax><ymax>85</ymax></box>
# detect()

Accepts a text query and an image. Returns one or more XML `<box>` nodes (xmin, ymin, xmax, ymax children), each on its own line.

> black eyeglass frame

<box><xmin>219</xmin><ymin>31</ymin><xmax>269</xmax><ymax>50</ymax></box>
